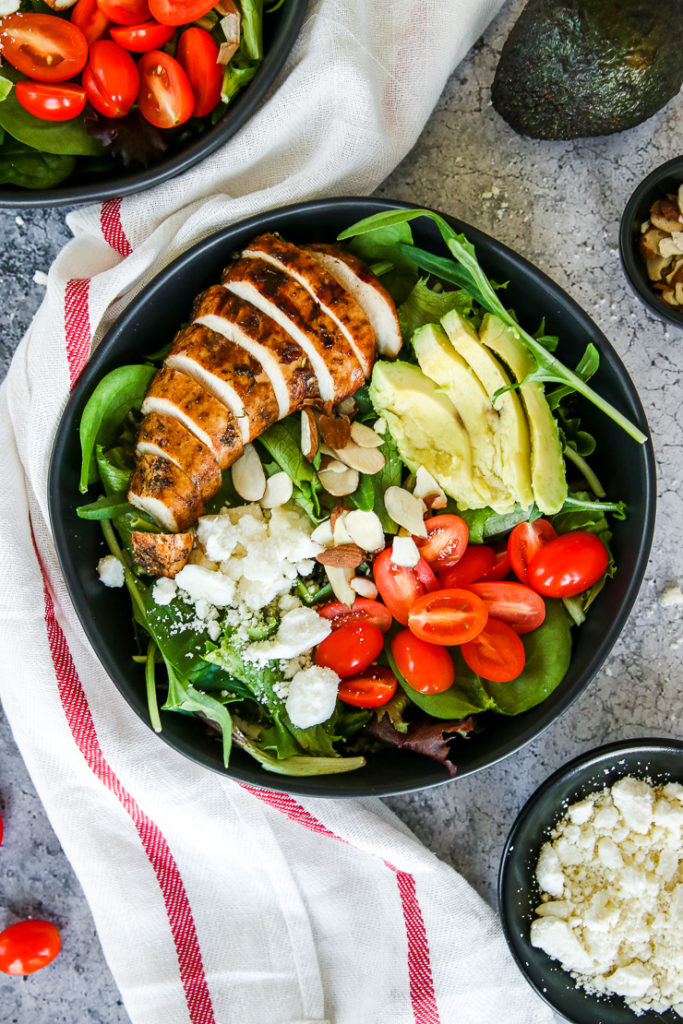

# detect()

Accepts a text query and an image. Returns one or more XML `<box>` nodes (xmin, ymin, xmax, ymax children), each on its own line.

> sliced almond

<box><xmin>351</xmin><ymin>577</ymin><xmax>378</xmax><ymax>599</ymax></box>
<box><xmin>333</xmin><ymin>442</ymin><xmax>386</xmax><ymax>475</ymax></box>
<box><xmin>345</xmin><ymin>509</ymin><xmax>385</xmax><ymax>552</ymax></box>
<box><xmin>413</xmin><ymin>466</ymin><xmax>447</xmax><ymax>505</ymax></box>
<box><xmin>318</xmin><ymin>466</ymin><xmax>359</xmax><ymax>496</ymax></box>
<box><xmin>260</xmin><ymin>471</ymin><xmax>293</xmax><ymax>509</ymax></box>
<box><xmin>423</xmin><ymin>491</ymin><xmax>448</xmax><ymax>511</ymax></box>
<box><xmin>350</xmin><ymin>421</ymin><xmax>384</xmax><ymax>448</ymax></box>
<box><xmin>319</xmin><ymin>414</ymin><xmax>351</xmax><ymax>450</ymax></box>
<box><xmin>675</xmin><ymin>283</ymin><xmax>683</xmax><ymax>305</ymax></box>
<box><xmin>325</xmin><ymin>565</ymin><xmax>355</xmax><ymax>607</ymax></box>
<box><xmin>679</xmin><ymin>183</ymin><xmax>683</xmax><ymax>215</ymax></box>
<box><xmin>650</xmin><ymin>199</ymin><xmax>683</xmax><ymax>234</ymax></box>
<box><xmin>320</xmin><ymin>455</ymin><xmax>351</xmax><ymax>474</ymax></box>
<box><xmin>218</xmin><ymin>11</ymin><xmax>240</xmax><ymax>63</ymax></box>
<box><xmin>311</xmin><ymin>519</ymin><xmax>333</xmax><ymax>546</ymax></box>
<box><xmin>659</xmin><ymin>235</ymin><xmax>683</xmax><ymax>259</ymax></box>
<box><xmin>336</xmin><ymin>396</ymin><xmax>358</xmax><ymax>418</ymax></box>
<box><xmin>301</xmin><ymin>408</ymin><xmax>318</xmax><ymax>462</ymax></box>
<box><xmin>391</xmin><ymin>536</ymin><xmax>421</xmax><ymax>567</ymax></box>
<box><xmin>664</xmin><ymin>259</ymin><xmax>683</xmax><ymax>284</ymax></box>
<box><xmin>639</xmin><ymin>227</ymin><xmax>667</xmax><ymax>260</ymax></box>
<box><xmin>330</xmin><ymin>504</ymin><xmax>345</xmax><ymax>532</ymax></box>
<box><xmin>231</xmin><ymin>443</ymin><xmax>266</xmax><ymax>502</ymax></box>
<box><xmin>316</xmin><ymin>543</ymin><xmax>364</xmax><ymax>568</ymax></box>
<box><xmin>384</xmin><ymin>485</ymin><xmax>428</xmax><ymax>537</ymax></box>
<box><xmin>333</xmin><ymin>513</ymin><xmax>352</xmax><ymax>546</ymax></box>
<box><xmin>373</xmin><ymin>417</ymin><xmax>387</xmax><ymax>435</ymax></box>
<box><xmin>647</xmin><ymin>255</ymin><xmax>672</xmax><ymax>281</ymax></box>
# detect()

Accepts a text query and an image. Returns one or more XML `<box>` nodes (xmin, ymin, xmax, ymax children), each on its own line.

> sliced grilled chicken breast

<box><xmin>191</xmin><ymin>285</ymin><xmax>318</xmax><ymax>416</ymax></box>
<box><xmin>306</xmin><ymin>243</ymin><xmax>402</xmax><ymax>357</ymax></box>
<box><xmin>128</xmin><ymin>454</ymin><xmax>203</xmax><ymax>532</ymax></box>
<box><xmin>141</xmin><ymin>368</ymin><xmax>243</xmax><ymax>469</ymax></box>
<box><xmin>131</xmin><ymin>531</ymin><xmax>194</xmax><ymax>578</ymax></box>
<box><xmin>240</xmin><ymin>233</ymin><xmax>376</xmax><ymax>377</ymax></box>
<box><xmin>166</xmin><ymin>320</ymin><xmax>279</xmax><ymax>443</ymax></box>
<box><xmin>136</xmin><ymin>412</ymin><xmax>221</xmax><ymax>501</ymax></box>
<box><xmin>222</xmin><ymin>256</ymin><xmax>365</xmax><ymax>404</ymax></box>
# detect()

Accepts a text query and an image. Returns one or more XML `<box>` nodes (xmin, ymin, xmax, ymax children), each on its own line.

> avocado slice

<box><xmin>441</xmin><ymin>310</ymin><xmax>534</xmax><ymax>510</ymax></box>
<box><xmin>412</xmin><ymin>323</ymin><xmax>516</xmax><ymax>514</ymax></box>
<box><xmin>479</xmin><ymin>314</ymin><xmax>567</xmax><ymax>515</ymax></box>
<box><xmin>492</xmin><ymin>0</ymin><xmax>683</xmax><ymax>140</ymax></box>
<box><xmin>369</xmin><ymin>360</ymin><xmax>486</xmax><ymax>510</ymax></box>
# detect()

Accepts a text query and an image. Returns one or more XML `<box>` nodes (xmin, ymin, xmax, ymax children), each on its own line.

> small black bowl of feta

<box><xmin>498</xmin><ymin>737</ymin><xmax>683</xmax><ymax>1024</ymax></box>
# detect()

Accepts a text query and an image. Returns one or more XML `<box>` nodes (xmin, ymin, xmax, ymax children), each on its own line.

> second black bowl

<box><xmin>48</xmin><ymin>197</ymin><xmax>656</xmax><ymax>797</ymax></box>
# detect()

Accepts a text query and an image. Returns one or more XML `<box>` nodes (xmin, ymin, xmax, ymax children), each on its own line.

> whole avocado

<box><xmin>492</xmin><ymin>0</ymin><xmax>683</xmax><ymax>139</ymax></box>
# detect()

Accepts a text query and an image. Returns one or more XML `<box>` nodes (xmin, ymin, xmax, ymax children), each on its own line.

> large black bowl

<box><xmin>498</xmin><ymin>738</ymin><xmax>683</xmax><ymax>1023</ymax></box>
<box><xmin>47</xmin><ymin>197</ymin><xmax>656</xmax><ymax>797</ymax></box>
<box><xmin>0</xmin><ymin>0</ymin><xmax>307</xmax><ymax>209</ymax></box>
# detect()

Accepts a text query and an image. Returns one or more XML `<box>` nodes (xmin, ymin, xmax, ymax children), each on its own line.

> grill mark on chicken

<box><xmin>128</xmin><ymin>453</ymin><xmax>203</xmax><ymax>533</ymax></box>
<box><xmin>241</xmin><ymin>233</ymin><xmax>375</xmax><ymax>376</ymax></box>
<box><xmin>137</xmin><ymin>412</ymin><xmax>222</xmax><ymax>501</ymax></box>
<box><xmin>141</xmin><ymin>368</ymin><xmax>243</xmax><ymax>469</ymax></box>
<box><xmin>222</xmin><ymin>256</ymin><xmax>365</xmax><ymax>404</ymax></box>
<box><xmin>306</xmin><ymin>243</ymin><xmax>402</xmax><ymax>358</ymax></box>
<box><xmin>166</xmin><ymin>321</ymin><xmax>280</xmax><ymax>443</ymax></box>
<box><xmin>191</xmin><ymin>286</ymin><xmax>318</xmax><ymax>417</ymax></box>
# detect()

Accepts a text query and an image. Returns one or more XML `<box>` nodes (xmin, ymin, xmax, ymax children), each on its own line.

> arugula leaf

<box><xmin>339</xmin><ymin>209</ymin><xmax>647</xmax><ymax>444</ymax></box>
<box><xmin>79</xmin><ymin>364</ymin><xmax>155</xmax><ymax>492</ymax></box>
<box><xmin>397</xmin><ymin>278</ymin><xmax>473</xmax><ymax>343</ymax></box>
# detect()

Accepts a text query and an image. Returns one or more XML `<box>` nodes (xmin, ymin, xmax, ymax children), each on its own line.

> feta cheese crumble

<box><xmin>97</xmin><ymin>555</ymin><xmax>124</xmax><ymax>588</ymax></box>
<box><xmin>246</xmin><ymin>606</ymin><xmax>331</xmax><ymax>664</ymax></box>
<box><xmin>285</xmin><ymin>665</ymin><xmax>340</xmax><ymax>729</ymax></box>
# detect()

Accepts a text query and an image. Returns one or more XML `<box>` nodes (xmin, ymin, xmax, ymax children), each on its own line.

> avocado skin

<box><xmin>492</xmin><ymin>0</ymin><xmax>683</xmax><ymax>140</ymax></box>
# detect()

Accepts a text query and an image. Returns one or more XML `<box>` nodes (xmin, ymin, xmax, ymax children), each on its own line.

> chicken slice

<box><xmin>136</xmin><ymin>412</ymin><xmax>222</xmax><ymax>502</ymax></box>
<box><xmin>128</xmin><ymin>453</ymin><xmax>203</xmax><ymax>533</ymax></box>
<box><xmin>131</xmin><ymin>530</ymin><xmax>193</xmax><ymax>578</ymax></box>
<box><xmin>165</xmin><ymin>320</ymin><xmax>279</xmax><ymax>444</ymax></box>
<box><xmin>191</xmin><ymin>285</ymin><xmax>318</xmax><ymax>416</ymax></box>
<box><xmin>222</xmin><ymin>256</ymin><xmax>365</xmax><ymax>405</ymax></box>
<box><xmin>141</xmin><ymin>368</ymin><xmax>243</xmax><ymax>470</ymax></box>
<box><xmin>306</xmin><ymin>243</ymin><xmax>402</xmax><ymax>357</ymax></box>
<box><xmin>239</xmin><ymin>233</ymin><xmax>376</xmax><ymax>377</ymax></box>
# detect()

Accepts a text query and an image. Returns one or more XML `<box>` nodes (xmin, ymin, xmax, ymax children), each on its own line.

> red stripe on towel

<box><xmin>37</xmin><ymin>568</ymin><xmax>216</xmax><ymax>1024</ymax></box>
<box><xmin>243</xmin><ymin>786</ymin><xmax>441</xmax><ymax>1024</ymax></box>
<box><xmin>64</xmin><ymin>278</ymin><xmax>92</xmax><ymax>389</ymax></box>
<box><xmin>101</xmin><ymin>198</ymin><xmax>133</xmax><ymax>257</ymax></box>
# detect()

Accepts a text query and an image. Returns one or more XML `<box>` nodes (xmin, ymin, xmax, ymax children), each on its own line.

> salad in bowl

<box><xmin>68</xmin><ymin>205</ymin><xmax>651</xmax><ymax>782</ymax></box>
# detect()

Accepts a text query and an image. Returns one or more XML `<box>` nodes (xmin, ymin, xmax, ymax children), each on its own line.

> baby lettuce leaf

<box><xmin>84</xmin><ymin>110</ymin><xmax>167</xmax><ymax>168</ymax></box>
<box><xmin>0</xmin><ymin>140</ymin><xmax>75</xmax><ymax>189</ymax></box>
<box><xmin>162</xmin><ymin>662</ymin><xmax>234</xmax><ymax>767</ymax></box>
<box><xmin>398</xmin><ymin>278</ymin><xmax>474</xmax><ymax>343</ymax></box>
<box><xmin>365</xmin><ymin>713</ymin><xmax>474</xmax><ymax>776</ymax></box>
<box><xmin>79</xmin><ymin>364</ymin><xmax>155</xmax><ymax>492</ymax></box>
<box><xmin>230</xmin><ymin>721</ymin><xmax>366</xmax><ymax>776</ymax></box>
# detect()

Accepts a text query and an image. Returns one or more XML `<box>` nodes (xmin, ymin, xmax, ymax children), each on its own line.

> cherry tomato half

<box><xmin>96</xmin><ymin>0</ymin><xmax>151</xmax><ymax>25</ymax></box>
<box><xmin>437</xmin><ymin>545</ymin><xmax>495</xmax><ymax>588</ymax></box>
<box><xmin>373</xmin><ymin>547</ymin><xmax>439</xmax><ymax>626</ymax></box>
<box><xmin>317</xmin><ymin>598</ymin><xmax>393</xmax><ymax>634</ymax></box>
<box><xmin>478</xmin><ymin>541</ymin><xmax>511</xmax><ymax>581</ymax></box>
<box><xmin>391</xmin><ymin>629</ymin><xmax>455</xmax><ymax>694</ymax></box>
<box><xmin>0</xmin><ymin>920</ymin><xmax>61</xmax><ymax>976</ymax></box>
<box><xmin>0</xmin><ymin>14</ymin><xmax>88</xmax><ymax>82</ymax></box>
<box><xmin>70</xmin><ymin>0</ymin><xmax>110</xmax><ymax>46</ymax></box>
<box><xmin>466</xmin><ymin>581</ymin><xmax>546</xmax><ymax>635</ymax></box>
<box><xmin>408</xmin><ymin>588</ymin><xmax>488</xmax><ymax>646</ymax></box>
<box><xmin>315</xmin><ymin>621</ymin><xmax>384</xmax><ymax>678</ymax></box>
<box><xmin>176</xmin><ymin>26</ymin><xmax>222</xmax><ymax>117</ymax></box>
<box><xmin>148</xmin><ymin>0</ymin><xmax>215</xmax><ymax>26</ymax></box>
<box><xmin>15</xmin><ymin>81</ymin><xmax>86</xmax><ymax>121</ymax></box>
<box><xmin>461</xmin><ymin>618</ymin><xmax>525</xmax><ymax>683</ymax></box>
<box><xmin>137</xmin><ymin>49</ymin><xmax>194</xmax><ymax>128</ymax></box>
<box><xmin>83</xmin><ymin>40</ymin><xmax>139</xmax><ymax>117</ymax></box>
<box><xmin>110</xmin><ymin>19</ymin><xmax>175</xmax><ymax>51</ymax></box>
<box><xmin>415</xmin><ymin>513</ymin><xmax>469</xmax><ymax>571</ymax></box>
<box><xmin>338</xmin><ymin>665</ymin><xmax>397</xmax><ymax>708</ymax></box>
<box><xmin>528</xmin><ymin>531</ymin><xmax>609</xmax><ymax>598</ymax></box>
<box><xmin>508</xmin><ymin>519</ymin><xmax>558</xmax><ymax>585</ymax></box>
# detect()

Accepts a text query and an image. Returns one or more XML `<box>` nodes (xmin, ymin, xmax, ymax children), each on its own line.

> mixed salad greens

<box><xmin>0</xmin><ymin>0</ymin><xmax>276</xmax><ymax>190</ymax></box>
<box><xmin>76</xmin><ymin>209</ymin><xmax>639</xmax><ymax>777</ymax></box>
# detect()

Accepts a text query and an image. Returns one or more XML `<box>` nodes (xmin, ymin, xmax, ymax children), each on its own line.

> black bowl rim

<box><xmin>619</xmin><ymin>154</ymin><xmax>683</xmax><ymax>329</ymax></box>
<box><xmin>47</xmin><ymin>195</ymin><xmax>657</xmax><ymax>798</ymax></box>
<box><xmin>0</xmin><ymin>0</ymin><xmax>308</xmax><ymax>210</ymax></box>
<box><xmin>497</xmin><ymin>736</ymin><xmax>683</xmax><ymax>1023</ymax></box>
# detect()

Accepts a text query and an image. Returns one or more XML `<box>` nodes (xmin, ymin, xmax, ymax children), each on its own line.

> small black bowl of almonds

<box><xmin>620</xmin><ymin>156</ymin><xmax>683</xmax><ymax>329</ymax></box>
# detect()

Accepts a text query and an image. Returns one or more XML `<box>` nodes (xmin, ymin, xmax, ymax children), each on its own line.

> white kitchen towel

<box><xmin>0</xmin><ymin>1</ymin><xmax>556</xmax><ymax>1022</ymax></box>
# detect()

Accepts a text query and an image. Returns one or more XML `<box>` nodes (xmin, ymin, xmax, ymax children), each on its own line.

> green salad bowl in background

<box><xmin>48</xmin><ymin>197</ymin><xmax>656</xmax><ymax>797</ymax></box>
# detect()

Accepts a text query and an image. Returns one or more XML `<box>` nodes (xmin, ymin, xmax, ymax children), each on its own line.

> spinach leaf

<box><xmin>96</xmin><ymin>444</ymin><xmax>133</xmax><ymax>494</ymax></box>
<box><xmin>397</xmin><ymin>278</ymin><xmax>473</xmax><ymax>343</ymax></box>
<box><xmin>386</xmin><ymin>633</ymin><xmax>494</xmax><ymax>718</ymax></box>
<box><xmin>79</xmin><ymin>364</ymin><xmax>155</xmax><ymax>492</ymax></box>
<box><xmin>0</xmin><ymin>139</ymin><xmax>75</xmax><ymax>189</ymax></box>
<box><xmin>76</xmin><ymin>492</ymin><xmax>131</xmax><ymax>519</ymax></box>
<box><xmin>0</xmin><ymin>71</ymin><xmax>105</xmax><ymax>157</ymax></box>
<box><xmin>258</xmin><ymin>416</ymin><xmax>323</xmax><ymax>518</ymax></box>
<box><xmin>458</xmin><ymin>503</ymin><xmax>540</xmax><ymax>544</ymax></box>
<box><xmin>482</xmin><ymin>600</ymin><xmax>572</xmax><ymax>714</ymax></box>
<box><xmin>339</xmin><ymin>209</ymin><xmax>647</xmax><ymax>444</ymax></box>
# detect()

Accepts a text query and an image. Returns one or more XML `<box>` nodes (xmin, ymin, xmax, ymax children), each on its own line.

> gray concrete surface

<box><xmin>1</xmin><ymin>0</ymin><xmax>682</xmax><ymax>1020</ymax></box>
